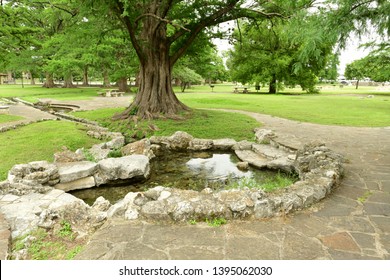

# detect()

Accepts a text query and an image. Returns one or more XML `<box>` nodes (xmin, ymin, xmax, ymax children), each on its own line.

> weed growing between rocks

<box><xmin>206</xmin><ymin>217</ymin><xmax>227</xmax><ymax>227</ymax></box>
<box><xmin>10</xmin><ymin>220</ymin><xmax>86</xmax><ymax>260</ymax></box>
<box><xmin>225</xmin><ymin>171</ymin><xmax>298</xmax><ymax>192</ymax></box>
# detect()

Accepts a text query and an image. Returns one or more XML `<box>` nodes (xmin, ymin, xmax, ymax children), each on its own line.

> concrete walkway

<box><xmin>1</xmin><ymin>100</ymin><xmax>389</xmax><ymax>259</ymax></box>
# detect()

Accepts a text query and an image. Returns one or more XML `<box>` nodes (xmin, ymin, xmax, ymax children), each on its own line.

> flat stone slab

<box><xmin>55</xmin><ymin>176</ymin><xmax>96</xmax><ymax>192</ymax></box>
<box><xmin>56</xmin><ymin>161</ymin><xmax>98</xmax><ymax>183</ymax></box>
<box><xmin>252</xmin><ymin>143</ymin><xmax>291</xmax><ymax>159</ymax></box>
<box><xmin>234</xmin><ymin>150</ymin><xmax>269</xmax><ymax>168</ymax></box>
<box><xmin>98</xmin><ymin>155</ymin><xmax>150</xmax><ymax>181</ymax></box>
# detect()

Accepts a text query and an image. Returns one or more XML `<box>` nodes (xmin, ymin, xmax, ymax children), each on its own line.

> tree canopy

<box><xmin>1</xmin><ymin>0</ymin><xmax>389</xmax><ymax>119</ymax></box>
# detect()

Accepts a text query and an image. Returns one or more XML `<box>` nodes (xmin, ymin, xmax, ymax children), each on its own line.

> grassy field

<box><xmin>177</xmin><ymin>92</ymin><xmax>390</xmax><ymax>127</ymax></box>
<box><xmin>1</xmin><ymin>84</ymin><xmax>389</xmax><ymax>126</ymax></box>
<box><xmin>0</xmin><ymin>85</ymin><xmax>111</xmax><ymax>103</ymax></box>
<box><xmin>72</xmin><ymin>108</ymin><xmax>261</xmax><ymax>141</ymax></box>
<box><xmin>0</xmin><ymin>121</ymin><xmax>101</xmax><ymax>180</ymax></box>
<box><xmin>0</xmin><ymin>114</ymin><xmax>24</xmax><ymax>124</ymax></box>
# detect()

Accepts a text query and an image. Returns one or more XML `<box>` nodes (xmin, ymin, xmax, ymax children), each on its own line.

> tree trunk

<box><xmin>103</xmin><ymin>68</ymin><xmax>110</xmax><ymax>87</ymax></box>
<box><xmin>115</xmin><ymin>25</ymin><xmax>189</xmax><ymax>119</ymax></box>
<box><xmin>269</xmin><ymin>75</ymin><xmax>277</xmax><ymax>94</ymax></box>
<box><xmin>42</xmin><ymin>72</ymin><xmax>55</xmax><ymax>88</ymax></box>
<box><xmin>29</xmin><ymin>71</ymin><xmax>35</xmax><ymax>85</ymax></box>
<box><xmin>117</xmin><ymin>77</ymin><xmax>129</xmax><ymax>92</ymax></box>
<box><xmin>63</xmin><ymin>74</ymin><xmax>75</xmax><ymax>88</ymax></box>
<box><xmin>82</xmin><ymin>66</ymin><xmax>89</xmax><ymax>86</ymax></box>
<box><xmin>356</xmin><ymin>80</ymin><xmax>359</xmax><ymax>89</ymax></box>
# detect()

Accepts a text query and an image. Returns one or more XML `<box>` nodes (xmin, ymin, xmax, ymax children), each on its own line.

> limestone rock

<box><xmin>92</xmin><ymin>196</ymin><xmax>111</xmax><ymax>212</ymax></box>
<box><xmin>168</xmin><ymin>131</ymin><xmax>194</xmax><ymax>150</ymax></box>
<box><xmin>54</xmin><ymin>146</ymin><xmax>85</xmax><ymax>163</ymax></box>
<box><xmin>233</xmin><ymin>140</ymin><xmax>253</xmax><ymax>151</ymax></box>
<box><xmin>56</xmin><ymin>161</ymin><xmax>98</xmax><ymax>183</ymax></box>
<box><xmin>88</xmin><ymin>144</ymin><xmax>111</xmax><ymax>161</ymax></box>
<box><xmin>266</xmin><ymin>157</ymin><xmax>295</xmax><ymax>173</ymax></box>
<box><xmin>105</xmin><ymin>135</ymin><xmax>125</xmax><ymax>149</ymax></box>
<box><xmin>188</xmin><ymin>138</ymin><xmax>213</xmax><ymax>151</ymax></box>
<box><xmin>253</xmin><ymin>199</ymin><xmax>274</xmax><ymax>219</ymax></box>
<box><xmin>55</xmin><ymin>176</ymin><xmax>96</xmax><ymax>192</ymax></box>
<box><xmin>8</xmin><ymin>161</ymin><xmax>59</xmax><ymax>187</ymax></box>
<box><xmin>140</xmin><ymin>200</ymin><xmax>170</xmax><ymax>220</ymax></box>
<box><xmin>121</xmin><ymin>138</ymin><xmax>154</xmax><ymax>158</ymax></box>
<box><xmin>97</xmin><ymin>155</ymin><xmax>150</xmax><ymax>183</ymax></box>
<box><xmin>236</xmin><ymin>161</ymin><xmax>249</xmax><ymax>171</ymax></box>
<box><xmin>254</xmin><ymin>128</ymin><xmax>275</xmax><ymax>144</ymax></box>
<box><xmin>252</xmin><ymin>143</ymin><xmax>289</xmax><ymax>159</ymax></box>
<box><xmin>151</xmin><ymin>131</ymin><xmax>194</xmax><ymax>150</ymax></box>
<box><xmin>212</xmin><ymin>138</ymin><xmax>237</xmax><ymax>150</ymax></box>
<box><xmin>235</xmin><ymin>150</ymin><xmax>268</xmax><ymax>169</ymax></box>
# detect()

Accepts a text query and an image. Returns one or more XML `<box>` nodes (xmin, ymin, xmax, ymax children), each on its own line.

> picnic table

<box><xmin>233</xmin><ymin>87</ymin><xmax>250</xmax><ymax>93</ymax></box>
<box><xmin>97</xmin><ymin>89</ymin><xmax>124</xmax><ymax>97</ymax></box>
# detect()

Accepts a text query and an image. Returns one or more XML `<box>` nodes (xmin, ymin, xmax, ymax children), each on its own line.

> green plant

<box><xmin>357</xmin><ymin>191</ymin><xmax>373</xmax><ymax>203</ymax></box>
<box><xmin>189</xmin><ymin>219</ymin><xmax>197</xmax><ymax>225</ymax></box>
<box><xmin>259</xmin><ymin>172</ymin><xmax>297</xmax><ymax>192</ymax></box>
<box><xmin>82</xmin><ymin>149</ymin><xmax>97</xmax><ymax>162</ymax></box>
<box><xmin>225</xmin><ymin>172</ymin><xmax>297</xmax><ymax>192</ymax></box>
<box><xmin>206</xmin><ymin>217</ymin><xmax>227</xmax><ymax>227</ymax></box>
<box><xmin>10</xmin><ymin>223</ymin><xmax>85</xmax><ymax>260</ymax></box>
<box><xmin>66</xmin><ymin>245</ymin><xmax>83</xmax><ymax>260</ymax></box>
<box><xmin>57</xmin><ymin>220</ymin><xmax>74</xmax><ymax>239</ymax></box>
<box><xmin>108</xmin><ymin>148</ymin><xmax>122</xmax><ymax>158</ymax></box>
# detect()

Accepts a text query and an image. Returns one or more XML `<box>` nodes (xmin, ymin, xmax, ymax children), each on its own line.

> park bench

<box><xmin>0</xmin><ymin>105</ymin><xmax>10</xmax><ymax>114</ymax></box>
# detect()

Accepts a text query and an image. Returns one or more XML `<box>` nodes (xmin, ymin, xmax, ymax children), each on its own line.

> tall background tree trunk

<box><xmin>269</xmin><ymin>75</ymin><xmax>277</xmax><ymax>94</ymax></box>
<box><xmin>29</xmin><ymin>71</ymin><xmax>35</xmax><ymax>85</ymax></box>
<box><xmin>63</xmin><ymin>73</ymin><xmax>75</xmax><ymax>88</ymax></box>
<box><xmin>43</xmin><ymin>72</ymin><xmax>55</xmax><ymax>88</ymax></box>
<box><xmin>82</xmin><ymin>66</ymin><xmax>89</xmax><ymax>86</ymax></box>
<box><xmin>103</xmin><ymin>68</ymin><xmax>110</xmax><ymax>87</ymax></box>
<box><xmin>117</xmin><ymin>77</ymin><xmax>129</xmax><ymax>92</ymax></box>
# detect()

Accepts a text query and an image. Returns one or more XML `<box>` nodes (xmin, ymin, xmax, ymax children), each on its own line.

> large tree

<box><xmin>227</xmin><ymin>8</ymin><xmax>337</xmax><ymax>93</ymax></box>
<box><xmin>83</xmin><ymin>0</ymin><xmax>304</xmax><ymax>119</ymax></box>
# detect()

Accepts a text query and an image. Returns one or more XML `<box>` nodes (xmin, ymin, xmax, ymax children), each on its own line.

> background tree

<box><xmin>227</xmin><ymin>6</ymin><xmax>337</xmax><ymax>93</ymax></box>
<box><xmin>172</xmin><ymin>64</ymin><xmax>203</xmax><ymax>92</ymax></box>
<box><xmin>81</xmin><ymin>0</ymin><xmax>302</xmax><ymax>119</ymax></box>
<box><xmin>344</xmin><ymin>59</ymin><xmax>366</xmax><ymax>89</ymax></box>
<box><xmin>361</xmin><ymin>49</ymin><xmax>390</xmax><ymax>83</ymax></box>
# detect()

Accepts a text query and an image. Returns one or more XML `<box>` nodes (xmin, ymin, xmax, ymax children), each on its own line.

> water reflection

<box><xmin>71</xmin><ymin>152</ymin><xmax>279</xmax><ymax>205</ymax></box>
<box><xmin>186</xmin><ymin>154</ymin><xmax>251</xmax><ymax>180</ymax></box>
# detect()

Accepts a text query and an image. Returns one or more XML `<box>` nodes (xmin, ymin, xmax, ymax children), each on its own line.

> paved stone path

<box><xmin>0</xmin><ymin>103</ymin><xmax>56</xmax><ymax>129</ymax></box>
<box><xmin>1</xmin><ymin>99</ymin><xmax>389</xmax><ymax>259</ymax></box>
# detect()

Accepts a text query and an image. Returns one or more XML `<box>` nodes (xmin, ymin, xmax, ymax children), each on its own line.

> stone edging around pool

<box><xmin>0</xmin><ymin>128</ymin><xmax>344</xmax><ymax>242</ymax></box>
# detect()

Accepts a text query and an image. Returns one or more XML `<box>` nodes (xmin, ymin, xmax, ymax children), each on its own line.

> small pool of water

<box><xmin>71</xmin><ymin>151</ymin><xmax>288</xmax><ymax>205</ymax></box>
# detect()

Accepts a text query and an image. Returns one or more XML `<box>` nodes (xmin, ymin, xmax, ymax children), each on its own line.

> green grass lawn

<box><xmin>0</xmin><ymin>85</ymin><xmax>109</xmax><ymax>103</ymax></box>
<box><xmin>1</xmin><ymin>83</ymin><xmax>390</xmax><ymax>126</ymax></box>
<box><xmin>0</xmin><ymin>114</ymin><xmax>24</xmax><ymax>124</ymax></box>
<box><xmin>0</xmin><ymin>120</ymin><xmax>101</xmax><ymax>180</ymax></box>
<box><xmin>176</xmin><ymin>90</ymin><xmax>390</xmax><ymax>127</ymax></box>
<box><xmin>72</xmin><ymin>108</ymin><xmax>261</xmax><ymax>141</ymax></box>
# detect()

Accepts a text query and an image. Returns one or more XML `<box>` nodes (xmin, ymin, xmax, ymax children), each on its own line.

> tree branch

<box><xmin>169</xmin><ymin>0</ymin><xmax>241</xmax><ymax>65</ymax></box>
<box><xmin>134</xmin><ymin>13</ymin><xmax>190</xmax><ymax>32</ymax></box>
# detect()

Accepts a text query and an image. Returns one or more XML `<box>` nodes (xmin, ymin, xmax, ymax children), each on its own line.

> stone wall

<box><xmin>0</xmin><ymin>129</ymin><xmax>344</xmax><ymax>243</ymax></box>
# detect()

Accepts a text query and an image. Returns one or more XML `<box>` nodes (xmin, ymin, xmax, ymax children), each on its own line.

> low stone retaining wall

<box><xmin>0</xmin><ymin>129</ymin><xmax>344</xmax><ymax>257</ymax></box>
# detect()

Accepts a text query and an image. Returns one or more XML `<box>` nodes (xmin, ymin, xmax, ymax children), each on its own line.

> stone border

<box><xmin>1</xmin><ymin>129</ymin><xmax>344</xmax><ymax>243</ymax></box>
